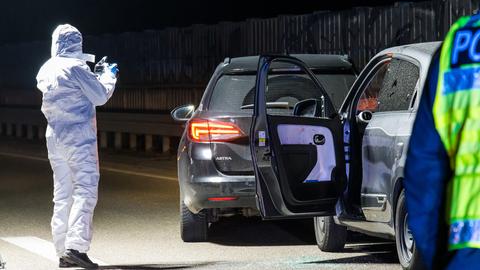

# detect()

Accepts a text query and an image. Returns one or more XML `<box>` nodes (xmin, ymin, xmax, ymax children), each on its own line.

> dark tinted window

<box><xmin>209</xmin><ymin>73</ymin><xmax>355</xmax><ymax>113</ymax></box>
<box><xmin>377</xmin><ymin>59</ymin><xmax>419</xmax><ymax>112</ymax></box>
<box><xmin>208</xmin><ymin>75</ymin><xmax>255</xmax><ymax>113</ymax></box>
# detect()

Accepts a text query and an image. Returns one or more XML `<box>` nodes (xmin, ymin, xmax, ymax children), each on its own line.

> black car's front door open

<box><xmin>250</xmin><ymin>55</ymin><xmax>346</xmax><ymax>219</ymax></box>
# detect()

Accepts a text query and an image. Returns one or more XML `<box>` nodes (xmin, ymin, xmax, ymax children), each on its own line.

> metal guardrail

<box><xmin>97</xmin><ymin>112</ymin><xmax>183</xmax><ymax>137</ymax></box>
<box><xmin>0</xmin><ymin>86</ymin><xmax>205</xmax><ymax>113</ymax></box>
<box><xmin>0</xmin><ymin>107</ymin><xmax>183</xmax><ymax>152</ymax></box>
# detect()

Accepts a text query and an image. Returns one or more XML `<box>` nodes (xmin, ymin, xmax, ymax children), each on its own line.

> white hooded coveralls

<box><xmin>36</xmin><ymin>24</ymin><xmax>117</xmax><ymax>256</ymax></box>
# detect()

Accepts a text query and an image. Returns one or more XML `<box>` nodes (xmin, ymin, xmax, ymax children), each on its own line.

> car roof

<box><xmin>221</xmin><ymin>54</ymin><xmax>354</xmax><ymax>74</ymax></box>
<box><xmin>376</xmin><ymin>41</ymin><xmax>441</xmax><ymax>63</ymax></box>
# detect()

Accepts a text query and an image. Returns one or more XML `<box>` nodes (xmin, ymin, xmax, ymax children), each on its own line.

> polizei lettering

<box><xmin>451</xmin><ymin>27</ymin><xmax>480</xmax><ymax>68</ymax></box>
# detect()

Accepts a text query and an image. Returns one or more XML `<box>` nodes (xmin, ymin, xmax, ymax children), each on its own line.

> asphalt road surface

<box><xmin>0</xmin><ymin>138</ymin><xmax>401</xmax><ymax>270</ymax></box>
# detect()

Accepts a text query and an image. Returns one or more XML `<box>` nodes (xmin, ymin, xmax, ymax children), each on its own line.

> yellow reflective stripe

<box><xmin>449</xmin><ymin>242</ymin><xmax>480</xmax><ymax>251</ymax></box>
<box><xmin>458</xmin><ymin>130</ymin><xmax>480</xmax><ymax>142</ymax></box>
<box><xmin>451</xmin><ymin>217</ymin><xmax>480</xmax><ymax>223</ymax></box>
<box><xmin>434</xmin><ymin>91</ymin><xmax>480</xmax><ymax>122</ymax></box>
<box><xmin>448</xmin><ymin>175</ymin><xmax>480</xmax><ymax>218</ymax></box>
<box><xmin>449</xmin><ymin>175</ymin><xmax>460</xmax><ymax>220</ymax></box>
<box><xmin>457</xmin><ymin>142</ymin><xmax>480</xmax><ymax>158</ymax></box>
<box><xmin>455</xmin><ymin>160</ymin><xmax>480</xmax><ymax>174</ymax></box>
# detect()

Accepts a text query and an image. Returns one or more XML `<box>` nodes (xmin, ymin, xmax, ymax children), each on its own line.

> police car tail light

<box><xmin>188</xmin><ymin>119</ymin><xmax>244</xmax><ymax>142</ymax></box>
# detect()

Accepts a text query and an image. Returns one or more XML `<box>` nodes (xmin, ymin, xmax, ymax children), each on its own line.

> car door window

<box><xmin>376</xmin><ymin>59</ymin><xmax>419</xmax><ymax>112</ymax></box>
<box><xmin>356</xmin><ymin>61</ymin><xmax>391</xmax><ymax>113</ymax></box>
<box><xmin>246</xmin><ymin>62</ymin><xmax>335</xmax><ymax>116</ymax></box>
<box><xmin>264</xmin><ymin>73</ymin><xmax>325</xmax><ymax>115</ymax></box>
<box><xmin>355</xmin><ymin>59</ymin><xmax>419</xmax><ymax>114</ymax></box>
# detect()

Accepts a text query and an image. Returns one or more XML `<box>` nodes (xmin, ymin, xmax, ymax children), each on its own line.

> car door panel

<box><xmin>277</xmin><ymin>124</ymin><xmax>336</xmax><ymax>183</ymax></box>
<box><xmin>250</xmin><ymin>55</ymin><xmax>346</xmax><ymax>219</ymax></box>
<box><xmin>253</xmin><ymin>115</ymin><xmax>345</xmax><ymax>218</ymax></box>
<box><xmin>360</xmin><ymin>58</ymin><xmax>420</xmax><ymax>223</ymax></box>
<box><xmin>361</xmin><ymin>112</ymin><xmax>399</xmax><ymax>222</ymax></box>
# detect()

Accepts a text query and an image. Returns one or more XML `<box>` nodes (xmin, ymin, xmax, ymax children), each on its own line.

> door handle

<box><xmin>395</xmin><ymin>142</ymin><xmax>404</xmax><ymax>159</ymax></box>
<box><xmin>313</xmin><ymin>134</ymin><xmax>326</xmax><ymax>145</ymax></box>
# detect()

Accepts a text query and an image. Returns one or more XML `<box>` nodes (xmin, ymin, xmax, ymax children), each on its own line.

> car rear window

<box><xmin>208</xmin><ymin>72</ymin><xmax>355</xmax><ymax>113</ymax></box>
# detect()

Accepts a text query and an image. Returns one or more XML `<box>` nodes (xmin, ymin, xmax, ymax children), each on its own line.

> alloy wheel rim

<box><xmin>401</xmin><ymin>213</ymin><xmax>414</xmax><ymax>261</ymax></box>
<box><xmin>319</xmin><ymin>217</ymin><xmax>326</xmax><ymax>235</ymax></box>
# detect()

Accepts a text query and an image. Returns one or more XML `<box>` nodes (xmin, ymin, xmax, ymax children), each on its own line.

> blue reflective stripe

<box><xmin>449</xmin><ymin>219</ymin><xmax>480</xmax><ymax>245</ymax></box>
<box><xmin>303</xmin><ymin>180</ymin><xmax>321</xmax><ymax>183</ymax></box>
<box><xmin>443</xmin><ymin>67</ymin><xmax>480</xmax><ymax>94</ymax></box>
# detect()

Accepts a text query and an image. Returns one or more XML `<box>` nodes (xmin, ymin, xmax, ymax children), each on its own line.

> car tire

<box><xmin>395</xmin><ymin>190</ymin><xmax>425</xmax><ymax>270</ymax></box>
<box><xmin>180</xmin><ymin>200</ymin><xmax>208</xmax><ymax>242</ymax></box>
<box><xmin>314</xmin><ymin>216</ymin><xmax>347</xmax><ymax>252</ymax></box>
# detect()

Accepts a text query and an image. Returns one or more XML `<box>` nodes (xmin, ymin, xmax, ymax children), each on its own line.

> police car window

<box><xmin>376</xmin><ymin>59</ymin><xmax>419</xmax><ymax>112</ymax></box>
<box><xmin>356</xmin><ymin>61</ymin><xmax>391</xmax><ymax>113</ymax></box>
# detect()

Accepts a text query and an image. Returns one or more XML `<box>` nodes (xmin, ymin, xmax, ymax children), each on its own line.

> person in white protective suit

<box><xmin>36</xmin><ymin>24</ymin><xmax>118</xmax><ymax>269</ymax></box>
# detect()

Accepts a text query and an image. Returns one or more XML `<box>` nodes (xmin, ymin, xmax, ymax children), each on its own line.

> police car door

<box><xmin>250</xmin><ymin>55</ymin><xmax>346</xmax><ymax>219</ymax></box>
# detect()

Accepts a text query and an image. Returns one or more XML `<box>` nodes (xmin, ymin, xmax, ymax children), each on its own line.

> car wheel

<box><xmin>314</xmin><ymin>216</ymin><xmax>347</xmax><ymax>252</ymax></box>
<box><xmin>395</xmin><ymin>190</ymin><xmax>424</xmax><ymax>269</ymax></box>
<box><xmin>180</xmin><ymin>200</ymin><xmax>208</xmax><ymax>242</ymax></box>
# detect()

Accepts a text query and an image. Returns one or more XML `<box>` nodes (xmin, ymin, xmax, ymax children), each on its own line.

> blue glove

<box><xmin>109</xmin><ymin>63</ymin><xmax>119</xmax><ymax>77</ymax></box>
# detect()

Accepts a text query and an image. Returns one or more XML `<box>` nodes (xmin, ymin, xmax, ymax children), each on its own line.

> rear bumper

<box><xmin>182</xmin><ymin>175</ymin><xmax>256</xmax><ymax>213</ymax></box>
<box><xmin>178</xmin><ymin>139</ymin><xmax>257</xmax><ymax>213</ymax></box>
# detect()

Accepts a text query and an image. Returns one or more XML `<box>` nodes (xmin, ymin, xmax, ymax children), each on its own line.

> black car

<box><xmin>172</xmin><ymin>54</ymin><xmax>356</xmax><ymax>242</ymax></box>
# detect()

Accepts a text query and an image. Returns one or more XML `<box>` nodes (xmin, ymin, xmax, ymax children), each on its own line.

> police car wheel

<box><xmin>314</xmin><ymin>216</ymin><xmax>347</xmax><ymax>252</ymax></box>
<box><xmin>180</xmin><ymin>200</ymin><xmax>208</xmax><ymax>242</ymax></box>
<box><xmin>395</xmin><ymin>190</ymin><xmax>424</xmax><ymax>269</ymax></box>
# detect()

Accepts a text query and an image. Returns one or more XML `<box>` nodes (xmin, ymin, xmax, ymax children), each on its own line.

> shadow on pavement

<box><xmin>208</xmin><ymin>216</ymin><xmax>315</xmax><ymax>246</ymax></box>
<box><xmin>303</xmin><ymin>252</ymin><xmax>398</xmax><ymax>265</ymax></box>
<box><xmin>95</xmin><ymin>262</ymin><xmax>215</xmax><ymax>269</ymax></box>
<box><xmin>304</xmin><ymin>234</ymin><xmax>399</xmax><ymax>265</ymax></box>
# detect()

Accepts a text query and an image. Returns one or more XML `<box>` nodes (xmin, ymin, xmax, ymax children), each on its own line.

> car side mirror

<box><xmin>293</xmin><ymin>98</ymin><xmax>327</xmax><ymax>118</ymax></box>
<box><xmin>171</xmin><ymin>104</ymin><xmax>195</xmax><ymax>122</ymax></box>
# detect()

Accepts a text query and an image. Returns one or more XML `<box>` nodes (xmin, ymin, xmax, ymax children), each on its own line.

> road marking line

<box><xmin>0</xmin><ymin>152</ymin><xmax>178</xmax><ymax>181</ymax></box>
<box><xmin>0</xmin><ymin>236</ymin><xmax>106</xmax><ymax>265</ymax></box>
<box><xmin>101</xmin><ymin>167</ymin><xmax>178</xmax><ymax>181</ymax></box>
<box><xmin>0</xmin><ymin>152</ymin><xmax>47</xmax><ymax>162</ymax></box>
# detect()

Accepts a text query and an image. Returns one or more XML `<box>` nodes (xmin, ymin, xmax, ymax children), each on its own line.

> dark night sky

<box><xmin>2</xmin><ymin>0</ymin><xmax>417</xmax><ymax>44</ymax></box>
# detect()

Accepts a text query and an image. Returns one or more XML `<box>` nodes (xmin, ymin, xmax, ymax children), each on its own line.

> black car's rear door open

<box><xmin>250</xmin><ymin>55</ymin><xmax>346</xmax><ymax>219</ymax></box>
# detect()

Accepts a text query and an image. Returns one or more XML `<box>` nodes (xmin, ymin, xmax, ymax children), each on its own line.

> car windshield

<box><xmin>208</xmin><ymin>72</ymin><xmax>356</xmax><ymax>114</ymax></box>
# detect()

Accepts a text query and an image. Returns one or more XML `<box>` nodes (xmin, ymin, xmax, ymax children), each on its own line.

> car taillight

<box><xmin>188</xmin><ymin>119</ymin><xmax>245</xmax><ymax>143</ymax></box>
<box><xmin>208</xmin><ymin>196</ymin><xmax>239</xmax><ymax>201</ymax></box>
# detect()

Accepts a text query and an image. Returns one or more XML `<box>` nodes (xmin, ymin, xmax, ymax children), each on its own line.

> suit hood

<box><xmin>51</xmin><ymin>24</ymin><xmax>83</xmax><ymax>58</ymax></box>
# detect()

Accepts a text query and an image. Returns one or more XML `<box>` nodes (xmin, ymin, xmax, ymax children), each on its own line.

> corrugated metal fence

<box><xmin>0</xmin><ymin>0</ymin><xmax>478</xmax><ymax>112</ymax></box>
